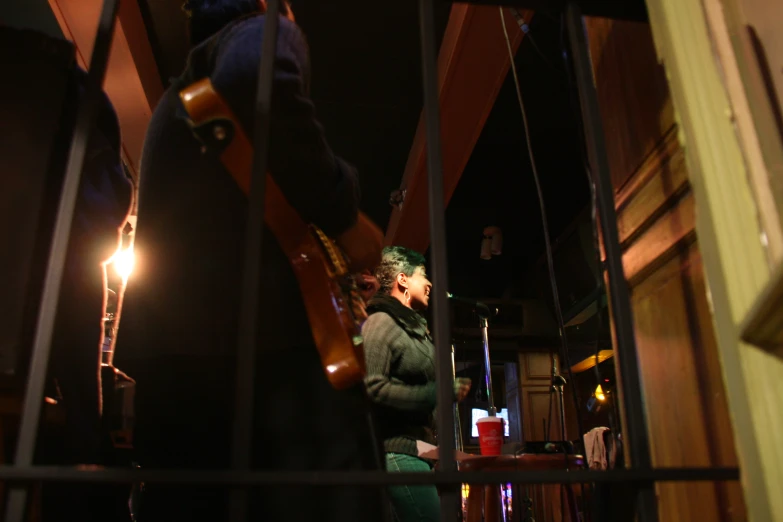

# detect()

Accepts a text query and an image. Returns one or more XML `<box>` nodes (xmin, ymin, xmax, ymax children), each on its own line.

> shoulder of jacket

<box><xmin>363</xmin><ymin>311</ymin><xmax>399</xmax><ymax>330</ymax></box>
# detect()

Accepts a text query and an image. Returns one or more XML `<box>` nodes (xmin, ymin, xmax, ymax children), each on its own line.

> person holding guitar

<box><xmin>362</xmin><ymin>246</ymin><xmax>472</xmax><ymax>522</ymax></box>
<box><xmin>114</xmin><ymin>1</ymin><xmax>385</xmax><ymax>521</ymax></box>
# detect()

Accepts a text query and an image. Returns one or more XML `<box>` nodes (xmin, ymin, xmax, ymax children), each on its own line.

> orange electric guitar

<box><xmin>178</xmin><ymin>78</ymin><xmax>383</xmax><ymax>390</ymax></box>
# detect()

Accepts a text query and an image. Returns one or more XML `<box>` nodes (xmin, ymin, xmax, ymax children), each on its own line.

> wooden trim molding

<box><xmin>384</xmin><ymin>5</ymin><xmax>531</xmax><ymax>252</ymax></box>
<box><xmin>614</xmin><ymin>125</ymin><xmax>683</xmax><ymax>213</ymax></box>
<box><xmin>600</xmin><ymin>127</ymin><xmax>696</xmax><ymax>284</ymax></box>
<box><xmin>741</xmin><ymin>261</ymin><xmax>783</xmax><ymax>355</ymax></box>
<box><xmin>702</xmin><ymin>0</ymin><xmax>783</xmax><ymax>265</ymax></box>
<box><xmin>615</xmin><ymin>126</ymin><xmax>689</xmax><ymax>247</ymax></box>
<box><xmin>645</xmin><ymin>0</ymin><xmax>782</xmax><ymax>520</ymax></box>
<box><xmin>622</xmin><ymin>190</ymin><xmax>696</xmax><ymax>286</ymax></box>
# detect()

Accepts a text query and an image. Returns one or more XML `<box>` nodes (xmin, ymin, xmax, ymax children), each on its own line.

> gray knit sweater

<box><xmin>362</xmin><ymin>294</ymin><xmax>442</xmax><ymax>457</ymax></box>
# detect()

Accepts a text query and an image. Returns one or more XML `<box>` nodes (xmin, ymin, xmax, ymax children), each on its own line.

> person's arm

<box><xmin>363</xmin><ymin>313</ymin><xmax>437</xmax><ymax>412</ymax></box>
<box><xmin>211</xmin><ymin>15</ymin><xmax>359</xmax><ymax>237</ymax></box>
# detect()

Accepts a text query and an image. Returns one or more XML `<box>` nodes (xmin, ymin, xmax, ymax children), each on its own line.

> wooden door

<box><xmin>518</xmin><ymin>352</ymin><xmax>578</xmax><ymax>443</ymax></box>
<box><xmin>585</xmin><ymin>17</ymin><xmax>746</xmax><ymax>521</ymax></box>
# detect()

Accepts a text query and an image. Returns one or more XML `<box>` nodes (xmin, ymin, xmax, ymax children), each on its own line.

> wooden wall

<box><xmin>519</xmin><ymin>352</ymin><xmax>557</xmax><ymax>442</ymax></box>
<box><xmin>517</xmin><ymin>352</ymin><xmax>579</xmax><ymax>443</ymax></box>
<box><xmin>513</xmin><ymin>351</ymin><xmax>580</xmax><ymax>522</ymax></box>
<box><xmin>585</xmin><ymin>17</ymin><xmax>746</xmax><ymax>521</ymax></box>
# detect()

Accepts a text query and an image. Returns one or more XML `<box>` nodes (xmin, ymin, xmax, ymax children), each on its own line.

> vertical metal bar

<box><xmin>228</xmin><ymin>1</ymin><xmax>280</xmax><ymax>520</ymax></box>
<box><xmin>4</xmin><ymin>1</ymin><xmax>122</xmax><ymax>520</ymax></box>
<box><xmin>451</xmin><ymin>345</ymin><xmax>464</xmax><ymax>452</ymax></box>
<box><xmin>564</xmin><ymin>3</ymin><xmax>658</xmax><ymax>521</ymax></box>
<box><xmin>418</xmin><ymin>2</ymin><xmax>457</xmax><ymax>522</ymax></box>
<box><xmin>557</xmin><ymin>386</ymin><xmax>566</xmax><ymax>441</ymax></box>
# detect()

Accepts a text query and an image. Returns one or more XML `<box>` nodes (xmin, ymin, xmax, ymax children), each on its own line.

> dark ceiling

<box><xmin>441</xmin><ymin>12</ymin><xmax>588</xmax><ymax>300</ymax></box>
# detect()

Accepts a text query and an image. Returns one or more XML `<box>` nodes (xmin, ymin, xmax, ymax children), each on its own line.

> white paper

<box><xmin>416</xmin><ymin>440</ymin><xmax>438</xmax><ymax>457</ymax></box>
<box><xmin>416</xmin><ymin>441</ymin><xmax>480</xmax><ymax>461</ymax></box>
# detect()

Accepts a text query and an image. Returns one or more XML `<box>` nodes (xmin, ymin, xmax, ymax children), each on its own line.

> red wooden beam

<box><xmin>384</xmin><ymin>5</ymin><xmax>530</xmax><ymax>252</ymax></box>
<box><xmin>48</xmin><ymin>0</ymin><xmax>163</xmax><ymax>182</ymax></box>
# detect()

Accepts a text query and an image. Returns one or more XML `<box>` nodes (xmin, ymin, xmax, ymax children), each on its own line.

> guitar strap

<box><xmin>179</xmin><ymin>77</ymin><xmax>363</xmax><ymax>392</ymax></box>
<box><xmin>178</xmin><ymin>77</ymin><xmax>310</xmax><ymax>256</ymax></box>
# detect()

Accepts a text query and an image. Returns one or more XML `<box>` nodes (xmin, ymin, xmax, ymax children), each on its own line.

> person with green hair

<box><xmin>363</xmin><ymin>246</ymin><xmax>472</xmax><ymax>521</ymax></box>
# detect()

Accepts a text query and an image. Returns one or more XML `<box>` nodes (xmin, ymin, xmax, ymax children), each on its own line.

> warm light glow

<box><xmin>595</xmin><ymin>384</ymin><xmax>606</xmax><ymax>402</ymax></box>
<box><xmin>112</xmin><ymin>247</ymin><xmax>135</xmax><ymax>281</ymax></box>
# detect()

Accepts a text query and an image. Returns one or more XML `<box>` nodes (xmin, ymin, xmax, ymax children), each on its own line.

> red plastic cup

<box><xmin>476</xmin><ymin>416</ymin><xmax>504</xmax><ymax>456</ymax></box>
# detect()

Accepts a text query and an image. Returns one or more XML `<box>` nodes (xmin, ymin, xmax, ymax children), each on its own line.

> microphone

<box><xmin>446</xmin><ymin>293</ymin><xmax>497</xmax><ymax>317</ymax></box>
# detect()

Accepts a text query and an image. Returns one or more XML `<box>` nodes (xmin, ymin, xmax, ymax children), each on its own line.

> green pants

<box><xmin>385</xmin><ymin>453</ymin><xmax>440</xmax><ymax>522</ymax></box>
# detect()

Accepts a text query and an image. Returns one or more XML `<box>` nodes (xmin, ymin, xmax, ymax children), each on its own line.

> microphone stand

<box><xmin>452</xmin><ymin>344</ymin><xmax>466</xmax><ymax>520</ymax></box>
<box><xmin>451</xmin><ymin>344</ymin><xmax>464</xmax><ymax>453</ymax></box>
<box><xmin>479</xmin><ymin>313</ymin><xmax>496</xmax><ymax>417</ymax></box>
<box><xmin>552</xmin><ymin>374</ymin><xmax>567</xmax><ymax>443</ymax></box>
<box><xmin>476</xmin><ymin>308</ymin><xmax>510</xmax><ymax>522</ymax></box>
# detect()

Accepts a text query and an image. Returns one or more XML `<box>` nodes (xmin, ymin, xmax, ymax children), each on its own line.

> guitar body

<box><xmin>179</xmin><ymin>78</ymin><xmax>375</xmax><ymax>390</ymax></box>
<box><xmin>290</xmin><ymin>226</ymin><xmax>367</xmax><ymax>390</ymax></box>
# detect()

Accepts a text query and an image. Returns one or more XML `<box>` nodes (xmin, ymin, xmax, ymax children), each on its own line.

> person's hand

<box><xmin>454</xmin><ymin>377</ymin><xmax>472</xmax><ymax>403</ymax></box>
<box><xmin>357</xmin><ymin>271</ymin><xmax>380</xmax><ymax>303</ymax></box>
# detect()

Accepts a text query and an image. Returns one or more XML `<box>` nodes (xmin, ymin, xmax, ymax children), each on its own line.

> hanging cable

<box><xmin>499</xmin><ymin>8</ymin><xmax>584</xmax><ymax>444</ymax></box>
<box><xmin>509</xmin><ymin>8</ymin><xmax>565</xmax><ymax>76</ymax></box>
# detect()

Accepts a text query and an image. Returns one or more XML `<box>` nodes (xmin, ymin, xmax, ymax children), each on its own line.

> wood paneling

<box><xmin>521</xmin><ymin>352</ymin><xmax>555</xmax><ymax>384</ymax></box>
<box><xmin>586</xmin><ymin>18</ymin><xmax>675</xmax><ymax>192</ymax></box>
<box><xmin>522</xmin><ymin>386</ymin><xmax>559</xmax><ymax>442</ymax></box>
<box><xmin>623</xmin><ymin>190</ymin><xmax>696</xmax><ymax>285</ymax></box>
<box><xmin>517</xmin><ymin>352</ymin><xmax>579</xmax><ymax>443</ymax></box>
<box><xmin>586</xmin><ymin>16</ymin><xmax>746</xmax><ymax>521</ymax></box>
<box><xmin>633</xmin><ymin>244</ymin><xmax>746</xmax><ymax>521</ymax></box>
<box><xmin>615</xmin><ymin>127</ymin><xmax>689</xmax><ymax>242</ymax></box>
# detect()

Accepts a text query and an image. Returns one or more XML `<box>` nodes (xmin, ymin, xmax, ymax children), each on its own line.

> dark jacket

<box><xmin>116</xmin><ymin>14</ymin><xmax>361</xmax><ymax>362</ymax></box>
<box><xmin>363</xmin><ymin>294</ymin><xmax>440</xmax><ymax>457</ymax></box>
<box><xmin>112</xmin><ymin>16</ymin><xmax>383</xmax><ymax>521</ymax></box>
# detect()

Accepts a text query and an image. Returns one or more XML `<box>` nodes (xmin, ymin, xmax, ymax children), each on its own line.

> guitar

<box><xmin>178</xmin><ymin>78</ymin><xmax>383</xmax><ymax>390</ymax></box>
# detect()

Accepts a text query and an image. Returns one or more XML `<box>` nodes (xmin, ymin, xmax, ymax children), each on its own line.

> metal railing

<box><xmin>3</xmin><ymin>1</ymin><xmax>739</xmax><ymax>521</ymax></box>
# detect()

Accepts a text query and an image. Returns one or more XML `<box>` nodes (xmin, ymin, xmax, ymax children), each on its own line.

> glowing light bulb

<box><xmin>113</xmin><ymin>247</ymin><xmax>135</xmax><ymax>281</ymax></box>
<box><xmin>595</xmin><ymin>384</ymin><xmax>606</xmax><ymax>402</ymax></box>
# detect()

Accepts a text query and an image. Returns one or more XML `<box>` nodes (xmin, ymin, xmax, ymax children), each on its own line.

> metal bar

<box><xmin>564</xmin><ymin>3</ymin><xmax>658</xmax><ymax>521</ymax></box>
<box><xmin>418</xmin><ymin>2</ymin><xmax>458</xmax><ymax>522</ymax></box>
<box><xmin>0</xmin><ymin>466</ymin><xmax>740</xmax><ymax>485</ymax></box>
<box><xmin>451</xmin><ymin>345</ymin><xmax>465</xmax><ymax>452</ymax></box>
<box><xmin>480</xmin><ymin>317</ymin><xmax>497</xmax><ymax>414</ymax></box>
<box><xmin>4</xmin><ymin>1</ymin><xmax>122</xmax><ymax>520</ymax></box>
<box><xmin>438</xmin><ymin>0</ymin><xmax>649</xmax><ymax>22</ymax></box>
<box><xmin>557</xmin><ymin>385</ymin><xmax>566</xmax><ymax>441</ymax></box>
<box><xmin>229</xmin><ymin>1</ymin><xmax>281</xmax><ymax>520</ymax></box>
